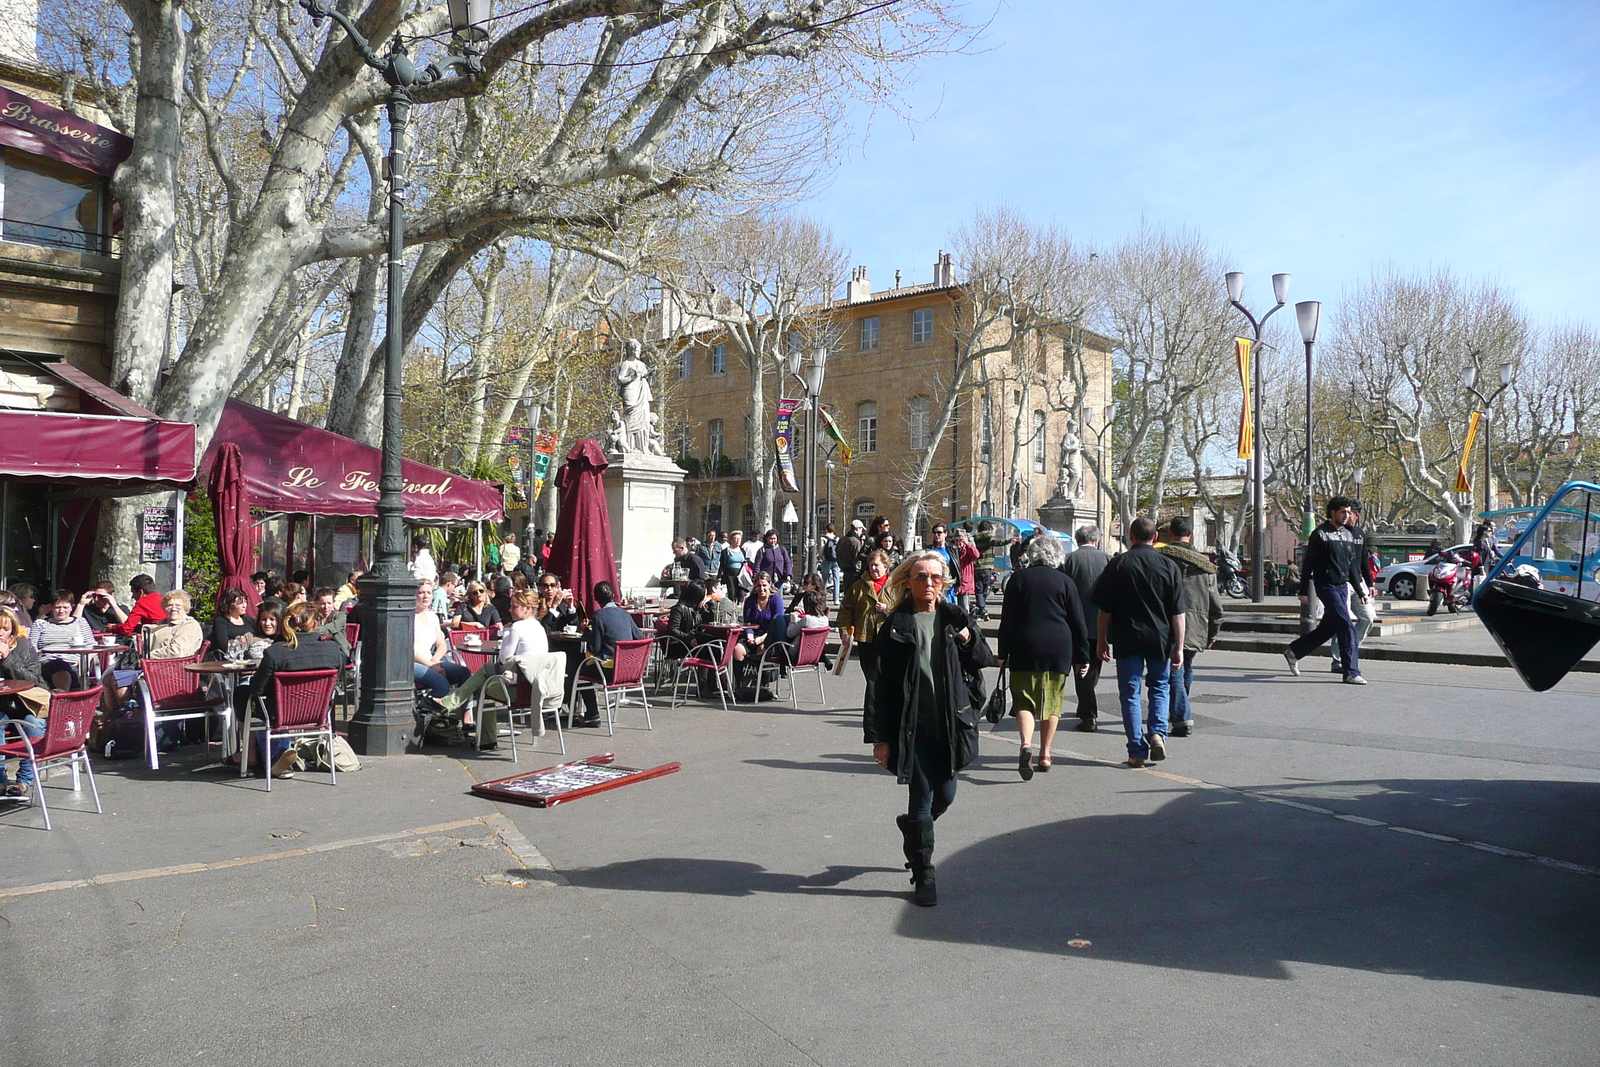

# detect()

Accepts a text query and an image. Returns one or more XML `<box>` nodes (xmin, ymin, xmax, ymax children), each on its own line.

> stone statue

<box><xmin>613</xmin><ymin>338</ymin><xmax>661</xmax><ymax>454</ymax></box>
<box><xmin>1056</xmin><ymin>419</ymin><xmax>1084</xmax><ymax>499</ymax></box>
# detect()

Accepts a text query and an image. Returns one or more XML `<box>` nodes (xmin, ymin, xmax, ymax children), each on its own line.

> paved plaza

<box><xmin>3</xmin><ymin>652</ymin><xmax>1598</xmax><ymax>1066</ymax></box>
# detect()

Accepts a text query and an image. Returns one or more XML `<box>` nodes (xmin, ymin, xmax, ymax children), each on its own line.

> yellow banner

<box><xmin>1236</xmin><ymin>337</ymin><xmax>1253</xmax><ymax>459</ymax></box>
<box><xmin>1455</xmin><ymin>410</ymin><xmax>1482</xmax><ymax>493</ymax></box>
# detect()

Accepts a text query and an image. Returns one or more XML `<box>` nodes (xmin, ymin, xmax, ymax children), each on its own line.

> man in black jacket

<box><xmin>1285</xmin><ymin>495</ymin><xmax>1370</xmax><ymax>684</ymax></box>
<box><xmin>1060</xmin><ymin>525</ymin><xmax>1110</xmax><ymax>731</ymax></box>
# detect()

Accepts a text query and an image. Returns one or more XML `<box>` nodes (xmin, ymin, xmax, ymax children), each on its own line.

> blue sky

<box><xmin>808</xmin><ymin>0</ymin><xmax>1600</xmax><ymax>323</ymax></box>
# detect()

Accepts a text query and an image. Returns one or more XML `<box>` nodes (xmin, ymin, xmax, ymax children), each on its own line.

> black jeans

<box><xmin>1289</xmin><ymin>582</ymin><xmax>1358</xmax><ymax>676</ymax></box>
<box><xmin>1074</xmin><ymin>657</ymin><xmax>1102</xmax><ymax>721</ymax></box>
<box><xmin>906</xmin><ymin>733</ymin><xmax>956</xmax><ymax>821</ymax></box>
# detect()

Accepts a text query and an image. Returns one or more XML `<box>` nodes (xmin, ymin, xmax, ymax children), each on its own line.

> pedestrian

<box><xmin>1156</xmin><ymin>517</ymin><xmax>1225</xmax><ymax>737</ymax></box>
<box><xmin>834</xmin><ymin>549</ymin><xmax>894</xmax><ymax>688</ymax></box>
<box><xmin>672</xmin><ymin>538</ymin><xmax>705</xmax><ymax>586</ymax></box>
<box><xmin>1330</xmin><ymin>501</ymin><xmax>1377</xmax><ymax>676</ymax></box>
<box><xmin>1284</xmin><ymin>494</ymin><xmax>1370</xmax><ymax>685</ymax></box>
<box><xmin>927</xmin><ymin>523</ymin><xmax>959</xmax><ymax>603</ymax></box>
<box><xmin>753</xmin><ymin>530</ymin><xmax>793</xmax><ymax>588</ymax></box>
<box><xmin>1061</xmin><ymin>524</ymin><xmax>1110</xmax><ymax>732</ymax></box>
<box><xmin>837</xmin><ymin>519</ymin><xmax>865</xmax><ymax>584</ymax></box>
<box><xmin>998</xmin><ymin>534</ymin><xmax>1090</xmax><ymax>778</ymax></box>
<box><xmin>1090</xmin><ymin>516</ymin><xmax>1186</xmax><ymax>768</ymax></box>
<box><xmin>950</xmin><ymin>527</ymin><xmax>981</xmax><ymax>616</ymax></box>
<box><xmin>819</xmin><ymin>523</ymin><xmax>842</xmax><ymax>602</ymax></box>
<box><xmin>972</xmin><ymin>520</ymin><xmax>1004</xmax><ymax>620</ymax></box>
<box><xmin>864</xmin><ymin>550</ymin><xmax>982</xmax><ymax>907</ymax></box>
<box><xmin>409</xmin><ymin>535</ymin><xmax>438</xmax><ymax>584</ymax></box>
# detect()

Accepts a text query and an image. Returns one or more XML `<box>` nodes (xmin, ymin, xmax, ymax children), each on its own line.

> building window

<box><xmin>703</xmin><ymin>503</ymin><xmax>723</xmax><ymax>532</ymax></box>
<box><xmin>911</xmin><ymin>307</ymin><xmax>933</xmax><ymax>345</ymax></box>
<box><xmin>855</xmin><ymin>500</ymin><xmax>877</xmax><ymax>520</ymax></box>
<box><xmin>859</xmin><ymin>317</ymin><xmax>879</xmax><ymax>352</ymax></box>
<box><xmin>815</xmin><ymin>500</ymin><xmax>837</xmax><ymax>525</ymax></box>
<box><xmin>742</xmin><ymin>504</ymin><xmax>755</xmax><ymax>533</ymax></box>
<box><xmin>1</xmin><ymin>150</ymin><xmax>106</xmax><ymax>253</ymax></box>
<box><xmin>711</xmin><ymin>343</ymin><xmax>726</xmax><ymax>375</ymax></box>
<box><xmin>857</xmin><ymin>401</ymin><xmax>878</xmax><ymax>454</ymax></box>
<box><xmin>907</xmin><ymin>395</ymin><xmax>930</xmax><ymax>451</ymax></box>
<box><xmin>1033</xmin><ymin>411</ymin><xmax>1046</xmax><ymax>473</ymax></box>
<box><xmin>679</xmin><ymin>348</ymin><xmax>692</xmax><ymax>380</ymax></box>
<box><xmin>708</xmin><ymin>419</ymin><xmax>724</xmax><ymax>459</ymax></box>
<box><xmin>675</xmin><ymin>426</ymin><xmax>688</xmax><ymax>459</ymax></box>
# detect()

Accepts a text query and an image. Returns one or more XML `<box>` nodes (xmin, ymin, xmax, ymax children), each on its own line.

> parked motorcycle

<box><xmin>1216</xmin><ymin>546</ymin><xmax>1248</xmax><ymax>599</ymax></box>
<box><xmin>1427</xmin><ymin>552</ymin><xmax>1473</xmax><ymax>615</ymax></box>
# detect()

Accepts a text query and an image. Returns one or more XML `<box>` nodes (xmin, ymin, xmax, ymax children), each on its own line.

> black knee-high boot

<box><xmin>910</xmin><ymin>816</ymin><xmax>937</xmax><ymax>907</ymax></box>
<box><xmin>896</xmin><ymin>813</ymin><xmax>918</xmax><ymax>870</ymax></box>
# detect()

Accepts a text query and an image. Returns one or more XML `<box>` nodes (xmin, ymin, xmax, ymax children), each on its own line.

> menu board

<box><xmin>141</xmin><ymin>506</ymin><xmax>176</xmax><ymax>563</ymax></box>
<box><xmin>471</xmin><ymin>753</ymin><xmax>680</xmax><ymax>808</ymax></box>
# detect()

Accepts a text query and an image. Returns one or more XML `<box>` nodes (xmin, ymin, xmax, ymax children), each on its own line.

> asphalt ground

<box><xmin>3</xmin><ymin>652</ymin><xmax>1598</xmax><ymax>1066</ymax></box>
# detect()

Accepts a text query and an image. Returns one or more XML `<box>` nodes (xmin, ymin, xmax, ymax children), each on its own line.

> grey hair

<box><xmin>1075</xmin><ymin>524</ymin><xmax>1100</xmax><ymax>546</ymax></box>
<box><xmin>1021</xmin><ymin>534</ymin><xmax>1067</xmax><ymax>569</ymax></box>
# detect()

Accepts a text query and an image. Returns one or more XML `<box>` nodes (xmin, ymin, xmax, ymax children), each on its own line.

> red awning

<box><xmin>0</xmin><ymin>408</ymin><xmax>196</xmax><ymax>493</ymax></box>
<box><xmin>202</xmin><ymin>399</ymin><xmax>503</xmax><ymax>524</ymax></box>
<box><xmin>0</xmin><ymin>87</ymin><xmax>133</xmax><ymax>177</ymax></box>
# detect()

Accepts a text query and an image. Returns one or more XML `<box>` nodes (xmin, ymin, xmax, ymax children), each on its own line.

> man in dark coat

<box><xmin>1285</xmin><ymin>495</ymin><xmax>1369</xmax><ymax>684</ymax></box>
<box><xmin>1156</xmin><ymin>517</ymin><xmax>1225</xmax><ymax>737</ymax></box>
<box><xmin>1060</xmin><ymin>524</ymin><xmax>1111</xmax><ymax>731</ymax></box>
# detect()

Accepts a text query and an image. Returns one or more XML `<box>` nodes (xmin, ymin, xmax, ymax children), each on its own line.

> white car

<box><xmin>1376</xmin><ymin>544</ymin><xmax>1474</xmax><ymax>600</ymax></box>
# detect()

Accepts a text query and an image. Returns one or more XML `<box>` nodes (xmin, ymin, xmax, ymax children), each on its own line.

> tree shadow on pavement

<box><xmin>744</xmin><ymin>753</ymin><xmax>878</xmax><ymax>774</ymax></box>
<box><xmin>911</xmin><ymin>776</ymin><xmax>1600</xmax><ymax>994</ymax></box>
<box><xmin>554</xmin><ymin>858</ymin><xmax>906</xmax><ymax>899</ymax></box>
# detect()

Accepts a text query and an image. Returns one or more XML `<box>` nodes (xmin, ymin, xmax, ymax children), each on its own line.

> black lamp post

<box><xmin>300</xmin><ymin>0</ymin><xmax>491</xmax><ymax>755</ymax></box>
<box><xmin>788</xmin><ymin>344</ymin><xmax>829</xmax><ymax>575</ymax></box>
<box><xmin>1225</xmin><ymin>270</ymin><xmax>1289</xmax><ymax>603</ymax></box>
<box><xmin>1296</xmin><ymin>300</ymin><xmax>1321</xmax><ymax>539</ymax></box>
<box><xmin>1463</xmin><ymin>363</ymin><xmax>1513</xmax><ymax>517</ymax></box>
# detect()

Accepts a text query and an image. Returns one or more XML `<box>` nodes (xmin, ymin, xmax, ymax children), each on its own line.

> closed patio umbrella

<box><xmin>547</xmin><ymin>439</ymin><xmax>617</xmax><ymax>616</ymax></box>
<box><xmin>207</xmin><ymin>442</ymin><xmax>260</xmax><ymax>612</ymax></box>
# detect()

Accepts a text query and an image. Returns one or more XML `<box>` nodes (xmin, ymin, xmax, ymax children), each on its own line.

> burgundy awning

<box><xmin>0</xmin><ymin>87</ymin><xmax>132</xmax><ymax>177</ymax></box>
<box><xmin>0</xmin><ymin>408</ymin><xmax>196</xmax><ymax>492</ymax></box>
<box><xmin>202</xmin><ymin>399</ymin><xmax>503</xmax><ymax>523</ymax></box>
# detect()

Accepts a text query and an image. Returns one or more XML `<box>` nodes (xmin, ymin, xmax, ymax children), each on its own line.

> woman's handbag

<box><xmin>983</xmin><ymin>666</ymin><xmax>1009</xmax><ymax>723</ymax></box>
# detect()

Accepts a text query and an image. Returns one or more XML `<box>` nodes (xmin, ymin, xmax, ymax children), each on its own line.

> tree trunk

<box><xmin>464</xmin><ymin>244</ymin><xmax>507</xmax><ymax>467</ymax></box>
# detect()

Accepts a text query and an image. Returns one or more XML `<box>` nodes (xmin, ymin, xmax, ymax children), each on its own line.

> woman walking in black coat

<box><xmin>997</xmin><ymin>534</ymin><xmax>1091</xmax><ymax>778</ymax></box>
<box><xmin>864</xmin><ymin>550</ymin><xmax>981</xmax><ymax>907</ymax></box>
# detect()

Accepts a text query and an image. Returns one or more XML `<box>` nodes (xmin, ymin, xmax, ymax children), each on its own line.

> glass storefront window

<box><xmin>1</xmin><ymin>149</ymin><xmax>105</xmax><ymax>253</ymax></box>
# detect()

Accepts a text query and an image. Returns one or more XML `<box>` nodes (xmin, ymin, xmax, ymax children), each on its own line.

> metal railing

<box><xmin>0</xmin><ymin>219</ymin><xmax>119</xmax><ymax>256</ymax></box>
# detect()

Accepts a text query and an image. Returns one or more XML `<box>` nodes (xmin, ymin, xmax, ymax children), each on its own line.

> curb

<box><xmin>1211</xmin><ymin>635</ymin><xmax>1600</xmax><ymax>674</ymax></box>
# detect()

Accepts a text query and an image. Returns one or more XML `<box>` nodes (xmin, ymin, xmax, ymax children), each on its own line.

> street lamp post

<box><xmin>1296</xmin><ymin>301</ymin><xmax>1322</xmax><ymax>539</ymax></box>
<box><xmin>1463</xmin><ymin>363</ymin><xmax>1513</xmax><ymax>518</ymax></box>
<box><xmin>300</xmin><ymin>0</ymin><xmax>490</xmax><ymax>755</ymax></box>
<box><xmin>788</xmin><ymin>345</ymin><xmax>830</xmax><ymax>576</ymax></box>
<box><xmin>1225</xmin><ymin>271</ymin><xmax>1290</xmax><ymax>603</ymax></box>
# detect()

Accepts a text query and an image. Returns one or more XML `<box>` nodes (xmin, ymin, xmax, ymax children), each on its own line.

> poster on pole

<box><xmin>140</xmin><ymin>507</ymin><xmax>176</xmax><ymax>562</ymax></box>
<box><xmin>1235</xmin><ymin>337</ymin><xmax>1254</xmax><ymax>459</ymax></box>
<box><xmin>531</xmin><ymin>430</ymin><xmax>558</xmax><ymax>500</ymax></box>
<box><xmin>1455</xmin><ymin>411</ymin><xmax>1481</xmax><ymax>493</ymax></box>
<box><xmin>775</xmin><ymin>398</ymin><xmax>800</xmax><ymax>492</ymax></box>
<box><xmin>818</xmin><ymin>403</ymin><xmax>852</xmax><ymax>467</ymax></box>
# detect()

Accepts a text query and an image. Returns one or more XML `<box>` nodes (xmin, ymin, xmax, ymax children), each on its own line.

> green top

<box><xmin>913</xmin><ymin>610</ymin><xmax>944</xmax><ymax>737</ymax></box>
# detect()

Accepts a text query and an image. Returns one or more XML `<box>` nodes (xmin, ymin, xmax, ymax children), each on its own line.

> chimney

<box><xmin>933</xmin><ymin>251</ymin><xmax>955</xmax><ymax>287</ymax></box>
<box><xmin>845</xmin><ymin>265</ymin><xmax>871</xmax><ymax>303</ymax></box>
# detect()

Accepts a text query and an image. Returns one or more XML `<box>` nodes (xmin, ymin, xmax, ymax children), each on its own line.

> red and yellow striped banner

<box><xmin>1454</xmin><ymin>411</ymin><xmax>1482</xmax><ymax>493</ymax></box>
<box><xmin>1236</xmin><ymin>337</ymin><xmax>1254</xmax><ymax>459</ymax></box>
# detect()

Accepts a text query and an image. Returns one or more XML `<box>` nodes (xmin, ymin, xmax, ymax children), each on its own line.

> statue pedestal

<box><xmin>603</xmin><ymin>451</ymin><xmax>687</xmax><ymax>598</ymax></box>
<box><xmin>1036</xmin><ymin>493</ymin><xmax>1082</xmax><ymax>534</ymax></box>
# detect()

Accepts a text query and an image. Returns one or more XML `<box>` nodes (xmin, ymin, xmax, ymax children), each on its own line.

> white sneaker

<box><xmin>1343</xmin><ymin>674</ymin><xmax>1368</xmax><ymax>685</ymax></box>
<box><xmin>1283</xmin><ymin>649</ymin><xmax>1300</xmax><ymax>676</ymax></box>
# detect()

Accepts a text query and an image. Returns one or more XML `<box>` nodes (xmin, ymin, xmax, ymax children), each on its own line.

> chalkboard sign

<box><xmin>141</xmin><ymin>506</ymin><xmax>176</xmax><ymax>563</ymax></box>
<box><xmin>471</xmin><ymin>753</ymin><xmax>680</xmax><ymax>808</ymax></box>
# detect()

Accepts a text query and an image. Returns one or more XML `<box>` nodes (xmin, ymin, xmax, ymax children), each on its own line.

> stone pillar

<box><xmin>603</xmin><ymin>452</ymin><xmax>687</xmax><ymax>599</ymax></box>
<box><xmin>1036</xmin><ymin>493</ymin><xmax>1079</xmax><ymax>535</ymax></box>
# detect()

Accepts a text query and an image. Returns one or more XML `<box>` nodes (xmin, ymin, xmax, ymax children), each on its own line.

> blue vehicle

<box><xmin>953</xmin><ymin>516</ymin><xmax>1076</xmax><ymax>590</ymax></box>
<box><xmin>1472</xmin><ymin>482</ymin><xmax>1600</xmax><ymax>691</ymax></box>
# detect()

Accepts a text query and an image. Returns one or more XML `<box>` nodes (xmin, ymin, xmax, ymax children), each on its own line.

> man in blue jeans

<box><xmin>1091</xmin><ymin>516</ymin><xmax>1186</xmax><ymax>768</ymax></box>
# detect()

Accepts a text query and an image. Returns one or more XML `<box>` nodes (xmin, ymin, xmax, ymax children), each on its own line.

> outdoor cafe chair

<box><xmin>669</xmin><ymin>627</ymin><xmax>741</xmax><ymax>711</ymax></box>
<box><xmin>339</xmin><ymin>622</ymin><xmax>361</xmax><ymax>711</ymax></box>
<box><xmin>754</xmin><ymin>626</ymin><xmax>829</xmax><ymax>707</ymax></box>
<box><xmin>476</xmin><ymin>666</ymin><xmax>566</xmax><ymax>760</ymax></box>
<box><xmin>0</xmin><ymin>685</ymin><xmax>102</xmax><ymax>831</ymax></box>
<box><xmin>567</xmin><ymin>638</ymin><xmax>654</xmax><ymax>736</ymax></box>
<box><xmin>136</xmin><ymin>651</ymin><xmax>229</xmax><ymax>770</ymax></box>
<box><xmin>240</xmin><ymin>668</ymin><xmax>340</xmax><ymax>791</ymax></box>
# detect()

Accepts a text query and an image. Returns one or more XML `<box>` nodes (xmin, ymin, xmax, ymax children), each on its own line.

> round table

<box><xmin>38</xmin><ymin>644</ymin><xmax>130</xmax><ymax>687</ymax></box>
<box><xmin>183</xmin><ymin>660</ymin><xmax>257</xmax><ymax>756</ymax></box>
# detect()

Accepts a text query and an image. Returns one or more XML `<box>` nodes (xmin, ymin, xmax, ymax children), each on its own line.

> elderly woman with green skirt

<box><xmin>996</xmin><ymin>534</ymin><xmax>1091</xmax><ymax>779</ymax></box>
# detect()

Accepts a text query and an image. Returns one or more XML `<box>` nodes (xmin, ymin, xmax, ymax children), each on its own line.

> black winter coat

<box><xmin>863</xmin><ymin>600</ymin><xmax>980</xmax><ymax>784</ymax></box>
<box><xmin>997</xmin><ymin>563</ymin><xmax>1091</xmax><ymax>673</ymax></box>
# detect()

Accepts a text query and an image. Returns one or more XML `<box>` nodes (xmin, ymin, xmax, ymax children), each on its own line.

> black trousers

<box><xmin>1074</xmin><ymin>657</ymin><xmax>1103</xmax><ymax>721</ymax></box>
<box><xmin>906</xmin><ymin>733</ymin><xmax>956</xmax><ymax>821</ymax></box>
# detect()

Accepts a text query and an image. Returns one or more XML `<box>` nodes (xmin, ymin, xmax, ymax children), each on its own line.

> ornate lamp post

<box><xmin>1225</xmin><ymin>271</ymin><xmax>1289</xmax><ymax>603</ymax></box>
<box><xmin>1463</xmin><ymin>363</ymin><xmax>1513</xmax><ymax>517</ymax></box>
<box><xmin>1296</xmin><ymin>300</ymin><xmax>1322</xmax><ymax>539</ymax></box>
<box><xmin>787</xmin><ymin>344</ymin><xmax>830</xmax><ymax>575</ymax></box>
<box><xmin>299</xmin><ymin>0</ymin><xmax>491</xmax><ymax>755</ymax></box>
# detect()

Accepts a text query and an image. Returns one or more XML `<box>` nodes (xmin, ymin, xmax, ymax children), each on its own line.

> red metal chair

<box><xmin>338</xmin><ymin>622</ymin><xmax>361</xmax><ymax>714</ymax></box>
<box><xmin>136</xmin><ymin>652</ymin><xmax>228</xmax><ymax>770</ymax></box>
<box><xmin>568</xmin><ymin>638</ymin><xmax>654</xmax><ymax>736</ymax></box>
<box><xmin>670</xmin><ymin>627</ymin><xmax>742</xmax><ymax>711</ymax></box>
<box><xmin>241</xmin><ymin>668</ymin><xmax>340</xmax><ymax>791</ymax></box>
<box><xmin>755</xmin><ymin>626</ymin><xmax>830</xmax><ymax>707</ymax></box>
<box><xmin>0</xmin><ymin>686</ymin><xmax>103</xmax><ymax>830</ymax></box>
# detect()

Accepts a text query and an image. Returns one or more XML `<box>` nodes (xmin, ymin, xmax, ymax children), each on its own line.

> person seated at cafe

<box><xmin>30</xmin><ymin>589</ymin><xmax>95</xmax><ymax>689</ymax></box>
<box><xmin>0</xmin><ymin>606</ymin><xmax>49</xmax><ymax>801</ymax></box>
<box><xmin>534</xmin><ymin>573</ymin><xmax>580</xmax><ymax>635</ymax></box>
<box><xmin>335</xmin><ymin>569</ymin><xmax>363</xmax><ymax>608</ymax></box>
<box><xmin>773</xmin><ymin>589</ymin><xmax>830</xmax><ymax>664</ymax></box>
<box><xmin>6</xmin><ymin>584</ymin><xmax>36</xmax><ymax>626</ymax></box>
<box><xmin>413</xmin><ymin>581</ymin><xmax>470</xmax><ymax>708</ymax></box>
<box><xmin>432</xmin><ymin>571</ymin><xmax>463</xmax><ymax>624</ymax></box>
<box><xmin>250</xmin><ymin>602</ymin><xmax>347</xmax><ymax>779</ymax></box>
<box><xmin>734</xmin><ymin>572</ymin><xmax>786</xmax><ymax>668</ymax></box>
<box><xmin>699</xmin><ymin>577</ymin><xmax>742</xmax><ymax>628</ymax></box>
<box><xmin>661</xmin><ymin>582</ymin><xmax>704</xmax><ymax>659</ymax></box>
<box><xmin>252</xmin><ymin>571</ymin><xmax>271</xmax><ymax>598</ymax></box>
<box><xmin>107</xmin><ymin>574</ymin><xmax>166</xmax><ymax>637</ymax></box>
<box><xmin>456</xmin><ymin>581</ymin><xmax>501</xmax><ymax>631</ymax></box>
<box><xmin>209</xmin><ymin>587</ymin><xmax>256</xmax><ymax>659</ymax></box>
<box><xmin>439</xmin><ymin>590</ymin><xmax>564</xmax><ymax>749</ymax></box>
<box><xmin>147</xmin><ymin>591</ymin><xmax>204</xmax><ymax>659</ymax></box>
<box><xmin>279</xmin><ymin>581</ymin><xmax>306</xmax><ymax>608</ymax></box>
<box><xmin>310</xmin><ymin>587</ymin><xmax>351</xmax><ymax>658</ymax></box>
<box><xmin>76</xmin><ymin>580</ymin><xmax>119</xmax><ymax>632</ymax></box>
<box><xmin>569</xmin><ymin>581</ymin><xmax>642</xmax><ymax>727</ymax></box>
<box><xmin>221</xmin><ymin>603</ymin><xmax>290</xmax><ymax>737</ymax></box>
<box><xmin>490</xmin><ymin>575</ymin><xmax>514</xmax><ymax>622</ymax></box>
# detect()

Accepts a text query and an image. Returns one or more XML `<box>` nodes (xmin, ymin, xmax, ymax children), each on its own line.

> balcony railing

<box><xmin>0</xmin><ymin>219</ymin><xmax>120</xmax><ymax>257</ymax></box>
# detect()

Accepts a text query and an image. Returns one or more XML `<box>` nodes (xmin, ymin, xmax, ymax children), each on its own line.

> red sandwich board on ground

<box><xmin>470</xmin><ymin>753</ymin><xmax>680</xmax><ymax>808</ymax></box>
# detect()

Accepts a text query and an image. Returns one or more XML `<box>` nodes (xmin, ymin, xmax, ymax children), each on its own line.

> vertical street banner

<box><xmin>1455</xmin><ymin>411</ymin><xmax>1482</xmax><ymax>493</ymax></box>
<box><xmin>775</xmin><ymin>398</ymin><xmax>801</xmax><ymax>492</ymax></box>
<box><xmin>818</xmin><ymin>402</ymin><xmax>852</xmax><ymax>467</ymax></box>
<box><xmin>531</xmin><ymin>430</ymin><xmax>558</xmax><ymax>500</ymax></box>
<box><xmin>1235</xmin><ymin>337</ymin><xmax>1254</xmax><ymax>459</ymax></box>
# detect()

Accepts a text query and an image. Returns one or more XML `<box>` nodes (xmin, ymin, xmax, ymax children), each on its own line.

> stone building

<box><xmin>662</xmin><ymin>256</ymin><xmax>1116</xmax><ymax>546</ymax></box>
